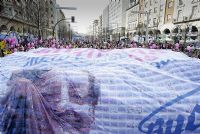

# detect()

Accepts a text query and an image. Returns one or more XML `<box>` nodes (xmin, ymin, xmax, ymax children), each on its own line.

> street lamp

<box><xmin>52</xmin><ymin>16</ymin><xmax>76</xmax><ymax>38</ymax></box>
<box><xmin>132</xmin><ymin>11</ymin><xmax>150</xmax><ymax>44</ymax></box>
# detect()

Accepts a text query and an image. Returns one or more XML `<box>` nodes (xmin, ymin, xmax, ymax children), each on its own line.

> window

<box><xmin>130</xmin><ymin>0</ymin><xmax>136</xmax><ymax>6</ymax></box>
<box><xmin>154</xmin><ymin>7</ymin><xmax>158</xmax><ymax>13</ymax></box>
<box><xmin>177</xmin><ymin>10</ymin><xmax>183</xmax><ymax>21</ymax></box>
<box><xmin>149</xmin><ymin>19</ymin><xmax>151</xmax><ymax>24</ymax></box>
<box><xmin>167</xmin><ymin>14</ymin><xmax>172</xmax><ymax>21</ymax></box>
<box><xmin>191</xmin><ymin>6</ymin><xmax>198</xmax><ymax>19</ymax></box>
<box><xmin>145</xmin><ymin>2</ymin><xmax>148</xmax><ymax>8</ymax></box>
<box><xmin>159</xmin><ymin>16</ymin><xmax>162</xmax><ymax>23</ymax></box>
<box><xmin>14</xmin><ymin>10</ymin><xmax>18</xmax><ymax>15</ymax></box>
<box><xmin>160</xmin><ymin>5</ymin><xmax>164</xmax><ymax>11</ymax></box>
<box><xmin>179</xmin><ymin>0</ymin><xmax>183</xmax><ymax>5</ymax></box>
<box><xmin>153</xmin><ymin>18</ymin><xmax>157</xmax><ymax>26</ymax></box>
<box><xmin>168</xmin><ymin>1</ymin><xmax>173</xmax><ymax>8</ymax></box>
<box><xmin>192</xmin><ymin>0</ymin><xmax>198</xmax><ymax>3</ymax></box>
<box><xmin>149</xmin><ymin>9</ymin><xmax>152</xmax><ymax>14</ymax></box>
<box><xmin>50</xmin><ymin>0</ymin><xmax>53</xmax><ymax>5</ymax></box>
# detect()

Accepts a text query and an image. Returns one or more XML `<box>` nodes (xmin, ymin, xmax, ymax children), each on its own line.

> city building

<box><xmin>86</xmin><ymin>25</ymin><xmax>94</xmax><ymax>42</ymax></box>
<box><xmin>98</xmin><ymin>15</ymin><xmax>103</xmax><ymax>41</ymax></box>
<box><xmin>143</xmin><ymin>0</ymin><xmax>166</xmax><ymax>41</ymax></box>
<box><xmin>100</xmin><ymin>0</ymin><xmax>200</xmax><ymax>43</ymax></box>
<box><xmin>161</xmin><ymin>0</ymin><xmax>176</xmax><ymax>42</ymax></box>
<box><xmin>39</xmin><ymin>0</ymin><xmax>57</xmax><ymax>39</ymax></box>
<box><xmin>93</xmin><ymin>19</ymin><xmax>99</xmax><ymax>40</ymax></box>
<box><xmin>126</xmin><ymin>0</ymin><xmax>140</xmax><ymax>40</ymax></box>
<box><xmin>138</xmin><ymin>0</ymin><xmax>145</xmax><ymax>25</ymax></box>
<box><xmin>173</xmin><ymin>0</ymin><xmax>200</xmax><ymax>42</ymax></box>
<box><xmin>108</xmin><ymin>0</ymin><xmax>129</xmax><ymax>41</ymax></box>
<box><xmin>0</xmin><ymin>0</ymin><xmax>66</xmax><ymax>40</ymax></box>
<box><xmin>102</xmin><ymin>5</ymin><xmax>109</xmax><ymax>41</ymax></box>
<box><xmin>0</xmin><ymin>0</ymin><xmax>39</xmax><ymax>38</ymax></box>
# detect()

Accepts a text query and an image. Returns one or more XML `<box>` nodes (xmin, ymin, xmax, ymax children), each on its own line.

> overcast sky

<box><xmin>57</xmin><ymin>0</ymin><xmax>109</xmax><ymax>34</ymax></box>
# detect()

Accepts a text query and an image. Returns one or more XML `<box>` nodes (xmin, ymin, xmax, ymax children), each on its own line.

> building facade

<box><xmin>38</xmin><ymin>0</ymin><xmax>57</xmax><ymax>39</ymax></box>
<box><xmin>173</xmin><ymin>0</ymin><xmax>200</xmax><ymax>42</ymax></box>
<box><xmin>138</xmin><ymin>0</ymin><xmax>145</xmax><ymax>24</ymax></box>
<box><xmin>93</xmin><ymin>19</ymin><xmax>99</xmax><ymax>40</ymax></box>
<box><xmin>160</xmin><ymin>0</ymin><xmax>176</xmax><ymax>41</ymax></box>
<box><xmin>143</xmin><ymin>0</ymin><xmax>166</xmax><ymax>39</ymax></box>
<box><xmin>126</xmin><ymin>0</ymin><xmax>140</xmax><ymax>40</ymax></box>
<box><xmin>98</xmin><ymin>15</ymin><xmax>103</xmax><ymax>40</ymax></box>
<box><xmin>0</xmin><ymin>0</ymin><xmax>61</xmax><ymax>40</ymax></box>
<box><xmin>0</xmin><ymin>0</ymin><xmax>39</xmax><ymax>37</ymax></box>
<box><xmin>99</xmin><ymin>0</ymin><xmax>200</xmax><ymax>43</ymax></box>
<box><xmin>102</xmin><ymin>5</ymin><xmax>109</xmax><ymax>41</ymax></box>
<box><xmin>108</xmin><ymin>0</ymin><xmax>129</xmax><ymax>41</ymax></box>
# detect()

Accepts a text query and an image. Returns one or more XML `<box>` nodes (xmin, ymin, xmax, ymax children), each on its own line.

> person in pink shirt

<box><xmin>175</xmin><ymin>43</ymin><xmax>180</xmax><ymax>51</ymax></box>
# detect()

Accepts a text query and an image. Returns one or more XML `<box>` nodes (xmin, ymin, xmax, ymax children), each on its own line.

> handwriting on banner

<box><xmin>151</xmin><ymin>59</ymin><xmax>176</xmax><ymax>68</ymax></box>
<box><xmin>23</xmin><ymin>56</ymin><xmax>70</xmax><ymax>67</ymax></box>
<box><xmin>23</xmin><ymin>49</ymin><xmax>180</xmax><ymax>68</ymax></box>
<box><xmin>138</xmin><ymin>87</ymin><xmax>200</xmax><ymax>134</ymax></box>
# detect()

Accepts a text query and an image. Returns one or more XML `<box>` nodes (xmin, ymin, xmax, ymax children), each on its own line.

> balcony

<box><xmin>0</xmin><ymin>0</ymin><xmax>4</xmax><ymax>6</ymax></box>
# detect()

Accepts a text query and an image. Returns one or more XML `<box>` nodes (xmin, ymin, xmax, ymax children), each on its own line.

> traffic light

<box><xmin>71</xmin><ymin>16</ymin><xmax>75</xmax><ymax>23</ymax></box>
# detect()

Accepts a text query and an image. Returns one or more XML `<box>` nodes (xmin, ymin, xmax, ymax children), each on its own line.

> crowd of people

<box><xmin>1</xmin><ymin>37</ymin><xmax>200</xmax><ymax>59</ymax></box>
